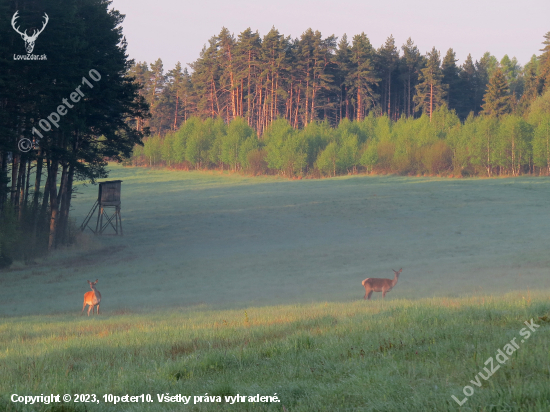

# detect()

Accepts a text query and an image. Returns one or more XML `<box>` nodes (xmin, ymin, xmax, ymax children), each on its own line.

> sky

<box><xmin>110</xmin><ymin>0</ymin><xmax>550</xmax><ymax>72</ymax></box>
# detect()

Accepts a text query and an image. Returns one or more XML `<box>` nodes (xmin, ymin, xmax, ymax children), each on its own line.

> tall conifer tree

<box><xmin>474</xmin><ymin>53</ymin><xmax>498</xmax><ymax>112</ymax></box>
<box><xmin>400</xmin><ymin>38</ymin><xmax>423</xmax><ymax>118</ymax></box>
<box><xmin>334</xmin><ymin>35</ymin><xmax>353</xmax><ymax>121</ymax></box>
<box><xmin>414</xmin><ymin>47</ymin><xmax>447</xmax><ymax>121</ymax></box>
<box><xmin>482</xmin><ymin>67</ymin><xmax>513</xmax><ymax>117</ymax></box>
<box><xmin>458</xmin><ymin>54</ymin><xmax>477</xmax><ymax>118</ymax></box>
<box><xmin>377</xmin><ymin>36</ymin><xmax>399</xmax><ymax>118</ymax></box>
<box><xmin>350</xmin><ymin>33</ymin><xmax>378</xmax><ymax>121</ymax></box>
<box><xmin>235</xmin><ymin>28</ymin><xmax>262</xmax><ymax>125</ymax></box>
<box><xmin>442</xmin><ymin>48</ymin><xmax>461</xmax><ymax>114</ymax></box>
<box><xmin>517</xmin><ymin>55</ymin><xmax>539</xmax><ymax>114</ymax></box>
<box><xmin>499</xmin><ymin>55</ymin><xmax>522</xmax><ymax>99</ymax></box>
<box><xmin>538</xmin><ymin>32</ymin><xmax>550</xmax><ymax>93</ymax></box>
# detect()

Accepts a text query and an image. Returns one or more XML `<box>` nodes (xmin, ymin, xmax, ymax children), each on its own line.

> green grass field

<box><xmin>1</xmin><ymin>166</ymin><xmax>550</xmax><ymax>411</ymax></box>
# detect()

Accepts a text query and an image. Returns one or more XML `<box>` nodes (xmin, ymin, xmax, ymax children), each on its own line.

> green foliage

<box><xmin>528</xmin><ymin>89</ymin><xmax>550</xmax><ymax>125</ymax></box>
<box><xmin>497</xmin><ymin>115</ymin><xmax>533</xmax><ymax>175</ymax></box>
<box><xmin>539</xmin><ymin>32</ymin><xmax>550</xmax><ymax>94</ymax></box>
<box><xmin>482</xmin><ymin>68</ymin><xmax>513</xmax><ymax>117</ymax></box>
<box><xmin>238</xmin><ymin>134</ymin><xmax>260</xmax><ymax>170</ymax></box>
<box><xmin>359</xmin><ymin>141</ymin><xmax>378</xmax><ymax>172</ymax></box>
<box><xmin>142</xmin><ymin>135</ymin><xmax>163</xmax><ymax>166</ymax></box>
<box><xmin>337</xmin><ymin>131</ymin><xmax>360</xmax><ymax>173</ymax></box>
<box><xmin>315</xmin><ymin>141</ymin><xmax>338</xmax><ymax>176</ymax></box>
<box><xmin>222</xmin><ymin>117</ymin><xmax>256</xmax><ymax>171</ymax></box>
<box><xmin>186</xmin><ymin>118</ymin><xmax>216</xmax><ymax>169</ymax></box>
<box><xmin>174</xmin><ymin>117</ymin><xmax>200</xmax><ymax>164</ymax></box>
<box><xmin>532</xmin><ymin>114</ymin><xmax>550</xmax><ymax>173</ymax></box>
<box><xmin>132</xmin><ymin>104</ymin><xmax>550</xmax><ymax>177</ymax></box>
<box><xmin>442</xmin><ymin>48</ymin><xmax>462</xmax><ymax>112</ymax></box>
<box><xmin>209</xmin><ymin>117</ymin><xmax>228</xmax><ymax>167</ymax></box>
<box><xmin>161</xmin><ymin>132</ymin><xmax>177</xmax><ymax>166</ymax></box>
<box><xmin>414</xmin><ymin>47</ymin><xmax>447</xmax><ymax>120</ymax></box>
<box><xmin>264</xmin><ymin>119</ymin><xmax>307</xmax><ymax>176</ymax></box>
<box><xmin>349</xmin><ymin>33</ymin><xmax>379</xmax><ymax>120</ymax></box>
<box><xmin>420</xmin><ymin>140</ymin><xmax>453</xmax><ymax>174</ymax></box>
<box><xmin>471</xmin><ymin>115</ymin><xmax>500</xmax><ymax>176</ymax></box>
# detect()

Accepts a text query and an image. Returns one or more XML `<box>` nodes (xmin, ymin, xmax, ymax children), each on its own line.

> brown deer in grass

<box><xmin>362</xmin><ymin>269</ymin><xmax>402</xmax><ymax>300</ymax></box>
<box><xmin>82</xmin><ymin>279</ymin><xmax>101</xmax><ymax>316</ymax></box>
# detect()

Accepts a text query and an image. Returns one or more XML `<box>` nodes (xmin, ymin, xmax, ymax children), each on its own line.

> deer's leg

<box><xmin>364</xmin><ymin>287</ymin><xmax>371</xmax><ymax>300</ymax></box>
<box><xmin>87</xmin><ymin>305</ymin><xmax>92</xmax><ymax>316</ymax></box>
<box><xmin>96</xmin><ymin>304</ymin><xmax>100</xmax><ymax>315</ymax></box>
<box><xmin>82</xmin><ymin>301</ymin><xmax>86</xmax><ymax>314</ymax></box>
<box><xmin>367</xmin><ymin>291</ymin><xmax>373</xmax><ymax>300</ymax></box>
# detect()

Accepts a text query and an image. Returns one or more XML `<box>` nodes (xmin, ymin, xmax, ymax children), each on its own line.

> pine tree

<box><xmin>377</xmin><ymin>35</ymin><xmax>399</xmax><ymax>118</ymax></box>
<box><xmin>441</xmin><ymin>48</ymin><xmax>461</xmax><ymax>114</ymax></box>
<box><xmin>190</xmin><ymin>37</ymin><xmax>221</xmax><ymax>119</ymax></box>
<box><xmin>217</xmin><ymin>27</ymin><xmax>238</xmax><ymax>123</ymax></box>
<box><xmin>474</xmin><ymin>53</ymin><xmax>498</xmax><ymax>113</ymax></box>
<box><xmin>414</xmin><ymin>47</ymin><xmax>447</xmax><ymax>121</ymax></box>
<box><xmin>482</xmin><ymin>67</ymin><xmax>513</xmax><ymax>117</ymax></box>
<box><xmin>517</xmin><ymin>55</ymin><xmax>539</xmax><ymax>114</ymax></box>
<box><xmin>538</xmin><ymin>32</ymin><xmax>550</xmax><ymax>93</ymax></box>
<box><xmin>235</xmin><ymin>28</ymin><xmax>262</xmax><ymax>125</ymax></box>
<box><xmin>349</xmin><ymin>33</ymin><xmax>378</xmax><ymax>121</ymax></box>
<box><xmin>1</xmin><ymin>0</ymin><xmax>147</xmax><ymax>253</ymax></box>
<box><xmin>260</xmin><ymin>27</ymin><xmax>288</xmax><ymax>131</ymax></box>
<box><xmin>163</xmin><ymin>62</ymin><xmax>190</xmax><ymax>131</ymax></box>
<box><xmin>311</xmin><ymin>34</ymin><xmax>338</xmax><ymax>124</ymax></box>
<box><xmin>499</xmin><ymin>55</ymin><xmax>522</xmax><ymax>99</ymax></box>
<box><xmin>458</xmin><ymin>54</ymin><xmax>477</xmax><ymax>118</ymax></box>
<box><xmin>400</xmin><ymin>38</ymin><xmax>423</xmax><ymax>118</ymax></box>
<box><xmin>147</xmin><ymin>59</ymin><xmax>166</xmax><ymax>134</ymax></box>
<box><xmin>128</xmin><ymin>62</ymin><xmax>151</xmax><ymax>132</ymax></box>
<box><xmin>334</xmin><ymin>35</ymin><xmax>353</xmax><ymax>121</ymax></box>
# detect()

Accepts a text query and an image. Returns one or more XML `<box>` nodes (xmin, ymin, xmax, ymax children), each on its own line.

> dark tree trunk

<box><xmin>48</xmin><ymin>160</ymin><xmax>59</xmax><ymax>251</ymax></box>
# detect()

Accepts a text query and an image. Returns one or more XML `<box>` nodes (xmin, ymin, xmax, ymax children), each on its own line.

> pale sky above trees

<box><xmin>112</xmin><ymin>0</ymin><xmax>549</xmax><ymax>70</ymax></box>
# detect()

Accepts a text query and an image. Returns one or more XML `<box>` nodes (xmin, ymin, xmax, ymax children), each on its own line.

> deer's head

<box><xmin>11</xmin><ymin>11</ymin><xmax>49</xmax><ymax>54</ymax></box>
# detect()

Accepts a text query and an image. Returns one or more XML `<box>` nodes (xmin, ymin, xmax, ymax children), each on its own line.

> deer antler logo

<box><xmin>11</xmin><ymin>11</ymin><xmax>49</xmax><ymax>54</ymax></box>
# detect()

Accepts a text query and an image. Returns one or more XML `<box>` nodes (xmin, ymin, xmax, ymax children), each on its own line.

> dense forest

<box><xmin>128</xmin><ymin>27</ymin><xmax>550</xmax><ymax>177</ymax></box>
<box><xmin>0</xmin><ymin>0</ymin><xmax>147</xmax><ymax>266</ymax></box>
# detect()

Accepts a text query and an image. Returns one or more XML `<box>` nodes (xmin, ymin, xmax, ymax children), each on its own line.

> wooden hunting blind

<box><xmin>80</xmin><ymin>180</ymin><xmax>123</xmax><ymax>235</ymax></box>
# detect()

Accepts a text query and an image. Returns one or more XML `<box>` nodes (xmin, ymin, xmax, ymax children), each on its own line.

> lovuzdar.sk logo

<box><xmin>11</xmin><ymin>10</ymin><xmax>48</xmax><ymax>60</ymax></box>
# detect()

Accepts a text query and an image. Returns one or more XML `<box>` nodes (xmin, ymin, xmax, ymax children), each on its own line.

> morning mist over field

<box><xmin>3</xmin><ymin>165</ymin><xmax>550</xmax><ymax>315</ymax></box>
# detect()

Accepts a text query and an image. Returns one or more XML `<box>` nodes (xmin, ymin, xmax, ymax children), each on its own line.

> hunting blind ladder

<box><xmin>80</xmin><ymin>180</ymin><xmax>123</xmax><ymax>235</ymax></box>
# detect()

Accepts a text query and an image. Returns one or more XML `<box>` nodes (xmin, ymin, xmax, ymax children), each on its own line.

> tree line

<box><xmin>130</xmin><ymin>28</ymin><xmax>550</xmax><ymax>137</ymax></box>
<box><xmin>0</xmin><ymin>0</ymin><xmax>146</xmax><ymax>267</ymax></box>
<box><xmin>129</xmin><ymin>28</ymin><xmax>550</xmax><ymax>178</ymax></box>
<box><xmin>131</xmin><ymin>97</ymin><xmax>550</xmax><ymax>178</ymax></box>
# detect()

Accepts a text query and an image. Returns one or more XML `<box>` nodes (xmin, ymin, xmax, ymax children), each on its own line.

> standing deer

<box><xmin>82</xmin><ymin>279</ymin><xmax>101</xmax><ymax>316</ymax></box>
<box><xmin>362</xmin><ymin>269</ymin><xmax>402</xmax><ymax>300</ymax></box>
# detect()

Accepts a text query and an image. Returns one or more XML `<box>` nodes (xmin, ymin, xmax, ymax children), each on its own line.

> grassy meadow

<box><xmin>1</xmin><ymin>165</ymin><xmax>550</xmax><ymax>411</ymax></box>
